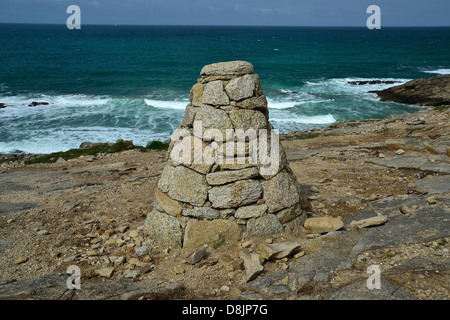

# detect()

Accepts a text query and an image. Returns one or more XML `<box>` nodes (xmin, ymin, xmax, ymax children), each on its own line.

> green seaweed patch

<box><xmin>145</xmin><ymin>140</ymin><xmax>169</xmax><ymax>151</ymax></box>
<box><xmin>433</xmin><ymin>105</ymin><xmax>449</xmax><ymax>111</ymax></box>
<box><xmin>297</xmin><ymin>133</ymin><xmax>321</xmax><ymax>140</ymax></box>
<box><xmin>24</xmin><ymin>139</ymin><xmax>169</xmax><ymax>165</ymax></box>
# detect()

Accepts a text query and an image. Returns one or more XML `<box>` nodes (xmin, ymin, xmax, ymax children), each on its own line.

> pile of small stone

<box><xmin>144</xmin><ymin>61</ymin><xmax>306</xmax><ymax>248</ymax></box>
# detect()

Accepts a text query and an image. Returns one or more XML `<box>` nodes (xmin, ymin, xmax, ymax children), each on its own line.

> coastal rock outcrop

<box><xmin>144</xmin><ymin>61</ymin><xmax>306</xmax><ymax>248</ymax></box>
<box><xmin>28</xmin><ymin>101</ymin><xmax>50</xmax><ymax>107</ymax></box>
<box><xmin>370</xmin><ymin>74</ymin><xmax>450</xmax><ymax>106</ymax></box>
<box><xmin>347</xmin><ymin>80</ymin><xmax>401</xmax><ymax>85</ymax></box>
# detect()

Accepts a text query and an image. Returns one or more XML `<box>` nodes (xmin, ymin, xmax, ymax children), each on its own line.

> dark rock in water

<box><xmin>0</xmin><ymin>103</ymin><xmax>7</xmax><ymax>109</ymax></box>
<box><xmin>369</xmin><ymin>74</ymin><xmax>450</xmax><ymax>106</ymax></box>
<box><xmin>28</xmin><ymin>101</ymin><xmax>49</xmax><ymax>107</ymax></box>
<box><xmin>347</xmin><ymin>80</ymin><xmax>400</xmax><ymax>85</ymax></box>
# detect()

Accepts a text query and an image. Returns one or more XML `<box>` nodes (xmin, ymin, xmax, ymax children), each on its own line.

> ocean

<box><xmin>0</xmin><ymin>24</ymin><xmax>449</xmax><ymax>154</ymax></box>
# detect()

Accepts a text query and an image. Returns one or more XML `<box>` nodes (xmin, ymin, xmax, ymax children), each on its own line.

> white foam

<box><xmin>144</xmin><ymin>98</ymin><xmax>188</xmax><ymax>110</ymax></box>
<box><xmin>267</xmin><ymin>100</ymin><xmax>299</xmax><ymax>109</ymax></box>
<box><xmin>271</xmin><ymin>114</ymin><xmax>336</xmax><ymax>125</ymax></box>
<box><xmin>305</xmin><ymin>78</ymin><xmax>411</xmax><ymax>96</ymax></box>
<box><xmin>0</xmin><ymin>126</ymin><xmax>170</xmax><ymax>154</ymax></box>
<box><xmin>0</xmin><ymin>94</ymin><xmax>110</xmax><ymax>108</ymax></box>
<box><xmin>421</xmin><ymin>68</ymin><xmax>450</xmax><ymax>75</ymax></box>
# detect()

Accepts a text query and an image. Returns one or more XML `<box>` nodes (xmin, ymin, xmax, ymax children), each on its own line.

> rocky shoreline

<box><xmin>0</xmin><ymin>75</ymin><xmax>449</xmax><ymax>300</ymax></box>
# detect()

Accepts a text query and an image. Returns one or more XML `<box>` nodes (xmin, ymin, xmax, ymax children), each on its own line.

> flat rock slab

<box><xmin>0</xmin><ymin>238</ymin><xmax>17</xmax><ymax>255</ymax></box>
<box><xmin>0</xmin><ymin>171</ymin><xmax>104</xmax><ymax>196</ymax></box>
<box><xmin>0</xmin><ymin>273</ymin><xmax>183</xmax><ymax>300</ymax></box>
<box><xmin>344</xmin><ymin>197</ymin><xmax>450</xmax><ymax>254</ymax></box>
<box><xmin>412</xmin><ymin>175</ymin><xmax>450</xmax><ymax>195</ymax></box>
<box><xmin>367</xmin><ymin>157</ymin><xmax>450</xmax><ymax>174</ymax></box>
<box><xmin>238</xmin><ymin>195</ymin><xmax>450</xmax><ymax>300</ymax></box>
<box><xmin>0</xmin><ymin>202</ymin><xmax>40</xmax><ymax>215</ymax></box>
<box><xmin>330</xmin><ymin>277</ymin><xmax>417</xmax><ymax>300</ymax></box>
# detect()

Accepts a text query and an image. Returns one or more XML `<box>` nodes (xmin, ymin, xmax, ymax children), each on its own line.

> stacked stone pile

<box><xmin>144</xmin><ymin>61</ymin><xmax>306</xmax><ymax>248</ymax></box>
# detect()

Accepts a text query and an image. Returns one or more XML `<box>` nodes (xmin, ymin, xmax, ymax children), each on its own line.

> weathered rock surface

<box><xmin>143</xmin><ymin>209</ymin><xmax>183</xmax><ymax>248</ymax></box>
<box><xmin>182</xmin><ymin>207</ymin><xmax>221</xmax><ymax>220</ymax></box>
<box><xmin>206</xmin><ymin>167</ymin><xmax>258</xmax><ymax>185</ymax></box>
<box><xmin>201</xmin><ymin>80</ymin><xmax>230</xmax><ymax>106</ymax></box>
<box><xmin>235</xmin><ymin>204</ymin><xmax>268</xmax><ymax>219</ymax></box>
<box><xmin>200</xmin><ymin>60</ymin><xmax>254</xmax><ymax>76</ymax></box>
<box><xmin>245</xmin><ymin>214</ymin><xmax>284</xmax><ymax>237</ymax></box>
<box><xmin>225</xmin><ymin>74</ymin><xmax>255</xmax><ymax>101</ymax></box>
<box><xmin>183</xmin><ymin>219</ymin><xmax>242</xmax><ymax>248</ymax></box>
<box><xmin>262</xmin><ymin>170</ymin><xmax>301</xmax><ymax>213</ymax></box>
<box><xmin>157</xmin><ymin>165</ymin><xmax>208</xmax><ymax>206</ymax></box>
<box><xmin>209</xmin><ymin>179</ymin><xmax>263</xmax><ymax>209</ymax></box>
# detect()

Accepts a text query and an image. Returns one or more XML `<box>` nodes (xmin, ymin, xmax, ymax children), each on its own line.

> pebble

<box><xmin>86</xmin><ymin>250</ymin><xmax>98</xmax><ymax>256</ymax></box>
<box><xmin>117</xmin><ymin>225</ymin><xmax>129</xmax><ymax>233</ymax></box>
<box><xmin>399</xmin><ymin>205</ymin><xmax>413</xmax><ymax>216</ymax></box>
<box><xmin>114</xmin><ymin>256</ymin><xmax>126</xmax><ymax>266</ymax></box>
<box><xmin>123</xmin><ymin>270</ymin><xmax>138</xmax><ymax>278</ymax></box>
<box><xmin>63</xmin><ymin>255</ymin><xmax>80</xmax><ymax>262</ymax></box>
<box><xmin>395</xmin><ymin>149</ymin><xmax>405</xmax><ymax>155</ymax></box>
<box><xmin>116</xmin><ymin>239</ymin><xmax>126</xmax><ymax>246</ymax></box>
<box><xmin>96</xmin><ymin>267</ymin><xmax>114</xmax><ymax>278</ymax></box>
<box><xmin>241</xmin><ymin>240</ymin><xmax>253</xmax><ymax>248</ymax></box>
<box><xmin>172</xmin><ymin>266</ymin><xmax>185</xmax><ymax>274</ymax></box>
<box><xmin>186</xmin><ymin>248</ymin><xmax>207</xmax><ymax>265</ymax></box>
<box><xmin>426</xmin><ymin>197</ymin><xmax>437</xmax><ymax>204</ymax></box>
<box><xmin>135</xmin><ymin>245</ymin><xmax>151</xmax><ymax>257</ymax></box>
<box><xmin>220</xmin><ymin>285</ymin><xmax>230</xmax><ymax>293</ymax></box>
<box><xmin>15</xmin><ymin>256</ymin><xmax>28</xmax><ymax>265</ymax></box>
<box><xmin>129</xmin><ymin>230</ymin><xmax>139</xmax><ymax>238</ymax></box>
<box><xmin>37</xmin><ymin>230</ymin><xmax>49</xmax><ymax>236</ymax></box>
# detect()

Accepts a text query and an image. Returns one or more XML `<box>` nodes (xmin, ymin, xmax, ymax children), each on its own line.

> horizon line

<box><xmin>1</xmin><ymin>22</ymin><xmax>450</xmax><ymax>28</ymax></box>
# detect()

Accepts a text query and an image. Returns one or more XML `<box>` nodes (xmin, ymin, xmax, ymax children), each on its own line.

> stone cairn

<box><xmin>144</xmin><ymin>61</ymin><xmax>306</xmax><ymax>248</ymax></box>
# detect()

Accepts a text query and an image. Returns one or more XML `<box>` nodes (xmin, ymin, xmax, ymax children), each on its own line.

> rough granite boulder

<box><xmin>143</xmin><ymin>60</ymin><xmax>306</xmax><ymax>248</ymax></box>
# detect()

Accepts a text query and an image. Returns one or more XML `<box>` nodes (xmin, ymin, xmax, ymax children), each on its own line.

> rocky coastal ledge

<box><xmin>0</xmin><ymin>104</ymin><xmax>448</xmax><ymax>300</ymax></box>
<box><xmin>0</xmin><ymin>73</ymin><xmax>449</xmax><ymax>300</ymax></box>
<box><xmin>370</xmin><ymin>74</ymin><xmax>450</xmax><ymax>106</ymax></box>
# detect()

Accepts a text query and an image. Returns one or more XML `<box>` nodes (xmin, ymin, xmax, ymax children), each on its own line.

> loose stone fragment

<box><xmin>304</xmin><ymin>217</ymin><xmax>344</xmax><ymax>234</ymax></box>
<box><xmin>260</xmin><ymin>242</ymin><xmax>302</xmax><ymax>260</ymax></box>
<box><xmin>350</xmin><ymin>215</ymin><xmax>388</xmax><ymax>229</ymax></box>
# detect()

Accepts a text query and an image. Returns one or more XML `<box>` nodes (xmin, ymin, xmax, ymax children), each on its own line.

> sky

<box><xmin>0</xmin><ymin>0</ymin><xmax>449</xmax><ymax>27</ymax></box>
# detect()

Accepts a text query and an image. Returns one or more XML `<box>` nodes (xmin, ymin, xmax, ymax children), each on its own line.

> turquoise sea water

<box><xmin>0</xmin><ymin>24</ymin><xmax>449</xmax><ymax>154</ymax></box>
